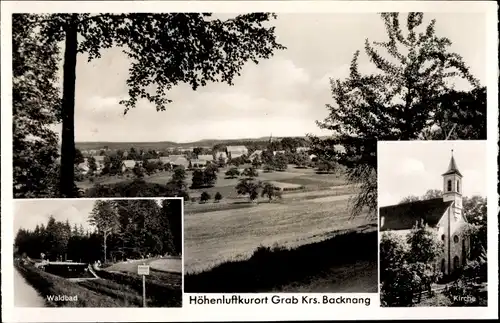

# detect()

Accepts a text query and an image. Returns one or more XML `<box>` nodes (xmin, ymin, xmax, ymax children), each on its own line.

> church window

<box><xmin>457</xmin><ymin>180</ymin><xmax>460</xmax><ymax>193</ymax></box>
<box><xmin>441</xmin><ymin>234</ymin><xmax>445</xmax><ymax>241</ymax></box>
<box><xmin>453</xmin><ymin>256</ymin><xmax>460</xmax><ymax>270</ymax></box>
<box><xmin>441</xmin><ymin>259</ymin><xmax>446</xmax><ymax>273</ymax></box>
<box><xmin>447</xmin><ymin>180</ymin><xmax>452</xmax><ymax>192</ymax></box>
<box><xmin>454</xmin><ymin>235</ymin><xmax>459</xmax><ymax>243</ymax></box>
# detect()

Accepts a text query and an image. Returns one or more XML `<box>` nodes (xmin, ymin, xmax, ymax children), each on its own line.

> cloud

<box><xmin>46</xmin><ymin>13</ymin><xmax>485</xmax><ymax>143</ymax></box>
<box><xmin>394</xmin><ymin>157</ymin><xmax>426</xmax><ymax>176</ymax></box>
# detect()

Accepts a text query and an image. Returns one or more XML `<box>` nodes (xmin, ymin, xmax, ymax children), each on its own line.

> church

<box><xmin>379</xmin><ymin>151</ymin><xmax>470</xmax><ymax>276</ymax></box>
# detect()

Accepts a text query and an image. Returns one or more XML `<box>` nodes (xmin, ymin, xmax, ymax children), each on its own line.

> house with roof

<box><xmin>197</xmin><ymin>154</ymin><xmax>214</xmax><ymax>163</ymax></box>
<box><xmin>170</xmin><ymin>156</ymin><xmax>189</xmax><ymax>168</ymax></box>
<box><xmin>92</xmin><ymin>155</ymin><xmax>105</xmax><ymax>172</ymax></box>
<box><xmin>77</xmin><ymin>161</ymin><xmax>90</xmax><ymax>175</ymax></box>
<box><xmin>227</xmin><ymin>146</ymin><xmax>248</xmax><ymax>159</ymax></box>
<box><xmin>122</xmin><ymin>160</ymin><xmax>137</xmax><ymax>172</ymax></box>
<box><xmin>159</xmin><ymin>156</ymin><xmax>171</xmax><ymax>164</ymax></box>
<box><xmin>379</xmin><ymin>151</ymin><xmax>469</xmax><ymax>276</ymax></box>
<box><xmin>296</xmin><ymin>147</ymin><xmax>309</xmax><ymax>153</ymax></box>
<box><xmin>190</xmin><ymin>159</ymin><xmax>207</xmax><ymax>168</ymax></box>
<box><xmin>147</xmin><ymin>158</ymin><xmax>160</xmax><ymax>164</ymax></box>
<box><xmin>248</xmin><ymin>150</ymin><xmax>262</xmax><ymax>161</ymax></box>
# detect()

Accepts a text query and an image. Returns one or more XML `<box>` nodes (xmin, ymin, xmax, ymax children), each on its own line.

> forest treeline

<box><xmin>14</xmin><ymin>199</ymin><xmax>182</xmax><ymax>263</ymax></box>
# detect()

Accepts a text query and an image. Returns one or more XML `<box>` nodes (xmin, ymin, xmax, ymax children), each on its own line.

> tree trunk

<box><xmin>59</xmin><ymin>15</ymin><xmax>79</xmax><ymax>197</ymax></box>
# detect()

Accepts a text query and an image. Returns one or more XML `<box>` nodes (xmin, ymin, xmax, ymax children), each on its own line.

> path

<box><xmin>14</xmin><ymin>268</ymin><xmax>46</xmax><ymax>307</ymax></box>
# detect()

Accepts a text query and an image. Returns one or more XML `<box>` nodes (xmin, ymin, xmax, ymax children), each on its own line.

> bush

<box><xmin>214</xmin><ymin>192</ymin><xmax>222</xmax><ymax>202</ymax></box>
<box><xmin>200</xmin><ymin>191</ymin><xmax>211</xmax><ymax>203</ymax></box>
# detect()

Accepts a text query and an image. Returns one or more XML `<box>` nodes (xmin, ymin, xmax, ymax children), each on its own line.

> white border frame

<box><xmin>2</xmin><ymin>1</ymin><xmax>498</xmax><ymax>321</ymax></box>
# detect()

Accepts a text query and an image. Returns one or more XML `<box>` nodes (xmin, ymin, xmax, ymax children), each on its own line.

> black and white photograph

<box><xmin>14</xmin><ymin>198</ymin><xmax>183</xmax><ymax>308</ymax></box>
<box><xmin>379</xmin><ymin>141</ymin><xmax>488</xmax><ymax>307</ymax></box>
<box><xmin>11</xmin><ymin>10</ymin><xmax>487</xmax><ymax>295</ymax></box>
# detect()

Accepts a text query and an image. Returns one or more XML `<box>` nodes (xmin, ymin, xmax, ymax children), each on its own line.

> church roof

<box><xmin>379</xmin><ymin>198</ymin><xmax>453</xmax><ymax>231</ymax></box>
<box><xmin>442</xmin><ymin>154</ymin><xmax>462</xmax><ymax>177</ymax></box>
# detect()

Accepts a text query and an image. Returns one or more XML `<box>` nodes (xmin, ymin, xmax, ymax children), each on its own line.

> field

<box><xmin>78</xmin><ymin>165</ymin><xmax>351</xmax><ymax>199</ymax></box>
<box><xmin>183</xmin><ymin>166</ymin><xmax>377</xmax><ymax>292</ymax></box>
<box><xmin>184</xmin><ymin>227</ymin><xmax>378</xmax><ymax>293</ymax></box>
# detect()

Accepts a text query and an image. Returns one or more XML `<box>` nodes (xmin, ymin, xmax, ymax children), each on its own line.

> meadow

<box><xmin>78</xmin><ymin>165</ymin><xmax>350</xmax><ymax>199</ymax></box>
<box><xmin>182</xmin><ymin>165</ymin><xmax>377</xmax><ymax>292</ymax></box>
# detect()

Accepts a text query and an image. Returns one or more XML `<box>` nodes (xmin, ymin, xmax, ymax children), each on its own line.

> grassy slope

<box><xmin>184</xmin><ymin>194</ymin><xmax>365</xmax><ymax>274</ymax></box>
<box><xmin>15</xmin><ymin>263</ymin><xmax>182</xmax><ymax>307</ymax></box>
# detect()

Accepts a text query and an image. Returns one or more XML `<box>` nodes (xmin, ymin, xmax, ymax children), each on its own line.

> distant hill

<box><xmin>75</xmin><ymin>135</ymin><xmax>329</xmax><ymax>151</ymax></box>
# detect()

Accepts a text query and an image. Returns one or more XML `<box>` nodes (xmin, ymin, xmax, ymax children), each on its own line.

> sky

<box><xmin>13</xmin><ymin>198</ymin><xmax>166</xmax><ymax>233</ymax></box>
<box><xmin>50</xmin><ymin>12</ymin><xmax>486</xmax><ymax>143</ymax></box>
<box><xmin>14</xmin><ymin>199</ymin><xmax>95</xmax><ymax>233</ymax></box>
<box><xmin>378</xmin><ymin>141</ymin><xmax>488</xmax><ymax>207</ymax></box>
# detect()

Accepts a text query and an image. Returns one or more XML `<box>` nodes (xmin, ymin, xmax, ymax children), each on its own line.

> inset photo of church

<box><xmin>378</xmin><ymin>141</ymin><xmax>488</xmax><ymax>307</ymax></box>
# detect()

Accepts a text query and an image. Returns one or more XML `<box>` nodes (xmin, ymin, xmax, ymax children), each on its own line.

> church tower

<box><xmin>442</xmin><ymin>150</ymin><xmax>463</xmax><ymax>219</ymax></box>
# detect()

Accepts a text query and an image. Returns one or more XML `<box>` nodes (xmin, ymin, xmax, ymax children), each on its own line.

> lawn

<box><xmin>105</xmin><ymin>257</ymin><xmax>182</xmax><ymax>274</ymax></box>
<box><xmin>184</xmin><ymin>193</ymin><xmax>373</xmax><ymax>274</ymax></box>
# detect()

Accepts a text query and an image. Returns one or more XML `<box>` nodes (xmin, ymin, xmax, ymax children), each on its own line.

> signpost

<box><xmin>138</xmin><ymin>264</ymin><xmax>150</xmax><ymax>307</ymax></box>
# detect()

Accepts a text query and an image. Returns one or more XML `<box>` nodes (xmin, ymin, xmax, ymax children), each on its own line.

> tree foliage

<box><xmin>242</xmin><ymin>167</ymin><xmax>259</xmax><ymax>178</ymax></box>
<box><xmin>89</xmin><ymin>200</ymin><xmax>120</xmax><ymax>263</ymax></box>
<box><xmin>261</xmin><ymin>182</ymin><xmax>282</xmax><ymax>202</ymax></box>
<box><xmin>310</xmin><ymin>12</ymin><xmax>483</xmax><ymax>217</ymax></box>
<box><xmin>406</xmin><ymin>222</ymin><xmax>444</xmax><ymax>264</ymax></box>
<box><xmin>13</xmin><ymin>14</ymin><xmax>61</xmax><ymax>198</ymax></box>
<box><xmin>200</xmin><ymin>191</ymin><xmax>211</xmax><ymax>203</ymax></box>
<box><xmin>236</xmin><ymin>178</ymin><xmax>261</xmax><ymax>201</ymax></box>
<box><xmin>225</xmin><ymin>167</ymin><xmax>241</xmax><ymax>179</ymax></box>
<box><xmin>15</xmin><ymin>199</ymin><xmax>183</xmax><ymax>263</ymax></box>
<box><xmin>380</xmin><ymin>232</ymin><xmax>408</xmax><ymax>282</ymax></box>
<box><xmin>380</xmin><ymin>223</ymin><xmax>444</xmax><ymax>307</ymax></box>
<box><xmin>191</xmin><ymin>166</ymin><xmax>218</xmax><ymax>188</ymax></box>
<box><xmin>273</xmin><ymin>153</ymin><xmax>288</xmax><ymax>171</ymax></box>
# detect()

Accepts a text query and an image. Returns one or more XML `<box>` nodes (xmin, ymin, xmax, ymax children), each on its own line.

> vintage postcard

<box><xmin>1</xmin><ymin>0</ymin><xmax>497</xmax><ymax>322</ymax></box>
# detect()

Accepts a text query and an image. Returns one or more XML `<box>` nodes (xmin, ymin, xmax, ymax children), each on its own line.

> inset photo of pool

<box><xmin>13</xmin><ymin>198</ymin><xmax>183</xmax><ymax>308</ymax></box>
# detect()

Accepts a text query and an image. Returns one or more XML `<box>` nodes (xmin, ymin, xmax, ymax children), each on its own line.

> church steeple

<box><xmin>442</xmin><ymin>149</ymin><xmax>463</xmax><ymax>213</ymax></box>
<box><xmin>442</xmin><ymin>149</ymin><xmax>462</xmax><ymax>177</ymax></box>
